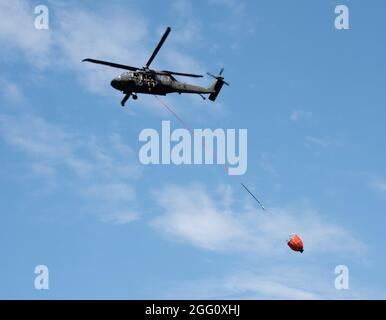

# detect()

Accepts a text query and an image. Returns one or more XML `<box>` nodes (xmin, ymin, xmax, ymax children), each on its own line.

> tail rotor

<box><xmin>207</xmin><ymin>68</ymin><xmax>229</xmax><ymax>86</ymax></box>
<box><xmin>207</xmin><ymin>68</ymin><xmax>229</xmax><ymax>102</ymax></box>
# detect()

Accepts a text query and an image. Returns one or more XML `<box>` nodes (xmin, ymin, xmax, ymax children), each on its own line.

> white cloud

<box><xmin>224</xmin><ymin>273</ymin><xmax>319</xmax><ymax>299</ymax></box>
<box><xmin>161</xmin><ymin>266</ymin><xmax>375</xmax><ymax>299</ymax></box>
<box><xmin>0</xmin><ymin>114</ymin><xmax>140</xmax><ymax>179</ymax></box>
<box><xmin>0</xmin><ymin>2</ymin><xmax>138</xmax><ymax>94</ymax></box>
<box><xmin>53</xmin><ymin>7</ymin><xmax>149</xmax><ymax>95</ymax></box>
<box><xmin>164</xmin><ymin>272</ymin><xmax>320</xmax><ymax>299</ymax></box>
<box><xmin>152</xmin><ymin>184</ymin><xmax>246</xmax><ymax>251</ymax></box>
<box><xmin>0</xmin><ymin>113</ymin><xmax>141</xmax><ymax>223</ymax></box>
<box><xmin>0</xmin><ymin>1</ymin><xmax>207</xmax><ymax>97</ymax></box>
<box><xmin>0</xmin><ymin>1</ymin><xmax>223</xmax><ymax>116</ymax></box>
<box><xmin>151</xmin><ymin>183</ymin><xmax>364</xmax><ymax>255</ymax></box>
<box><xmin>0</xmin><ymin>1</ymin><xmax>52</xmax><ymax>67</ymax></box>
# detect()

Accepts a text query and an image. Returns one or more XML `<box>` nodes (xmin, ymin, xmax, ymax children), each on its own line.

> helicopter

<box><xmin>82</xmin><ymin>27</ymin><xmax>228</xmax><ymax>106</ymax></box>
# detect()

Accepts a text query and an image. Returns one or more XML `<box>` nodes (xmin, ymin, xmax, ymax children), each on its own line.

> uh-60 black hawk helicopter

<box><xmin>82</xmin><ymin>27</ymin><xmax>228</xmax><ymax>106</ymax></box>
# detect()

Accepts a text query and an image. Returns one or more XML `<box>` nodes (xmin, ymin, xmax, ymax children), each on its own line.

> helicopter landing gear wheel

<box><xmin>132</xmin><ymin>94</ymin><xmax>138</xmax><ymax>100</ymax></box>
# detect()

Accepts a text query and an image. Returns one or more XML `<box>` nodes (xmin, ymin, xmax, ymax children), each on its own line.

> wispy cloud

<box><xmin>161</xmin><ymin>266</ymin><xmax>375</xmax><ymax>300</ymax></box>
<box><xmin>0</xmin><ymin>1</ymin><xmax>207</xmax><ymax>98</ymax></box>
<box><xmin>163</xmin><ymin>272</ymin><xmax>320</xmax><ymax>299</ymax></box>
<box><xmin>223</xmin><ymin>272</ymin><xmax>320</xmax><ymax>299</ymax></box>
<box><xmin>0</xmin><ymin>0</ymin><xmax>216</xmax><ymax>118</ymax></box>
<box><xmin>53</xmin><ymin>6</ymin><xmax>149</xmax><ymax>95</ymax></box>
<box><xmin>0</xmin><ymin>1</ymin><xmax>52</xmax><ymax>67</ymax></box>
<box><xmin>150</xmin><ymin>183</ymin><xmax>364</xmax><ymax>255</ymax></box>
<box><xmin>0</xmin><ymin>113</ymin><xmax>141</xmax><ymax>223</ymax></box>
<box><xmin>0</xmin><ymin>114</ymin><xmax>140</xmax><ymax>179</ymax></box>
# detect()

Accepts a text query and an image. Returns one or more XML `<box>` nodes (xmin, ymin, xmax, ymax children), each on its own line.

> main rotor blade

<box><xmin>207</xmin><ymin>72</ymin><xmax>217</xmax><ymax>79</ymax></box>
<box><xmin>82</xmin><ymin>58</ymin><xmax>138</xmax><ymax>71</ymax></box>
<box><xmin>145</xmin><ymin>27</ymin><xmax>171</xmax><ymax>68</ymax></box>
<box><xmin>162</xmin><ymin>70</ymin><xmax>203</xmax><ymax>78</ymax></box>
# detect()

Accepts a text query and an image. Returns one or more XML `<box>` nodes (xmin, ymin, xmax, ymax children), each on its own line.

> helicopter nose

<box><xmin>111</xmin><ymin>79</ymin><xmax>119</xmax><ymax>90</ymax></box>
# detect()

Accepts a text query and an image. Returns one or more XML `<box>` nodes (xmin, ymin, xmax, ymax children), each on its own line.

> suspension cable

<box><xmin>153</xmin><ymin>95</ymin><xmax>266</xmax><ymax>211</ymax></box>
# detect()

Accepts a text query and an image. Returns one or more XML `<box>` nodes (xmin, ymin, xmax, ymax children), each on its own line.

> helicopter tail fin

<box><xmin>207</xmin><ymin>69</ymin><xmax>229</xmax><ymax>102</ymax></box>
<box><xmin>208</xmin><ymin>79</ymin><xmax>224</xmax><ymax>102</ymax></box>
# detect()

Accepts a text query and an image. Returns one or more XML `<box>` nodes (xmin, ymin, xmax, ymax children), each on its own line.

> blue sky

<box><xmin>0</xmin><ymin>0</ymin><xmax>386</xmax><ymax>299</ymax></box>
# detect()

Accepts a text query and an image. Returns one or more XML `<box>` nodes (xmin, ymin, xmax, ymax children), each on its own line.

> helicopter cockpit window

<box><xmin>157</xmin><ymin>75</ymin><xmax>170</xmax><ymax>82</ymax></box>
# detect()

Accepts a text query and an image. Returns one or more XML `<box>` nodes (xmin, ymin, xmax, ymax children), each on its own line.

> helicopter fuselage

<box><xmin>110</xmin><ymin>70</ymin><xmax>213</xmax><ymax>96</ymax></box>
<box><xmin>83</xmin><ymin>27</ymin><xmax>227</xmax><ymax>106</ymax></box>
